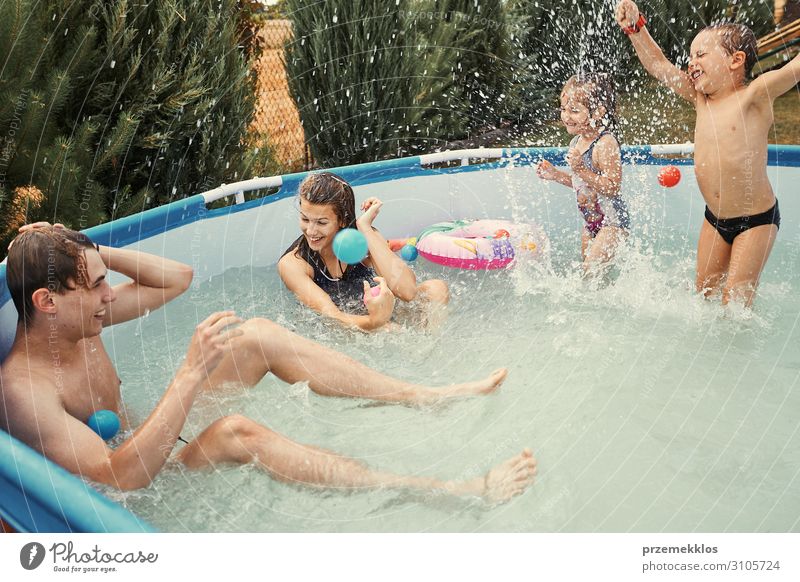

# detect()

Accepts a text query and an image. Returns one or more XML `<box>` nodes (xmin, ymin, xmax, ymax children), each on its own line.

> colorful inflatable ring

<box><xmin>415</xmin><ymin>219</ymin><xmax>548</xmax><ymax>270</ymax></box>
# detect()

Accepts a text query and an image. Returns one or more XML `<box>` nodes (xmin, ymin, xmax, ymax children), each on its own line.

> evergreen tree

<box><xmin>1</xmin><ymin>0</ymin><xmax>271</xmax><ymax>253</ymax></box>
<box><xmin>0</xmin><ymin>0</ymin><xmax>107</xmax><ymax>246</ymax></box>
<box><xmin>418</xmin><ymin>0</ymin><xmax>514</xmax><ymax>130</ymax></box>
<box><xmin>285</xmin><ymin>0</ymin><xmax>467</xmax><ymax>165</ymax></box>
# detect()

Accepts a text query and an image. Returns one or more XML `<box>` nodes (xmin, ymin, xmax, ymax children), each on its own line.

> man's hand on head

<box><xmin>7</xmin><ymin>222</ymin><xmax>66</xmax><ymax>251</ymax></box>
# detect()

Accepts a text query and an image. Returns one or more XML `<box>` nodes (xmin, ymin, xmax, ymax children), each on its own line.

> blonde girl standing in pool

<box><xmin>537</xmin><ymin>73</ymin><xmax>629</xmax><ymax>273</ymax></box>
<box><xmin>278</xmin><ymin>172</ymin><xmax>449</xmax><ymax>331</ymax></box>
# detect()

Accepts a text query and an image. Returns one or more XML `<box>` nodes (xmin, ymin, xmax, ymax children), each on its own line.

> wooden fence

<box><xmin>249</xmin><ymin>20</ymin><xmax>309</xmax><ymax>172</ymax></box>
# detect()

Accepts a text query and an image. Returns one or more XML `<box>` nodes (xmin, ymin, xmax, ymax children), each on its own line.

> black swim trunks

<box><xmin>704</xmin><ymin>201</ymin><xmax>781</xmax><ymax>245</ymax></box>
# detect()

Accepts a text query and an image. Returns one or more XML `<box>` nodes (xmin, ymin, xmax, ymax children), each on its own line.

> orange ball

<box><xmin>658</xmin><ymin>165</ymin><xmax>681</xmax><ymax>188</ymax></box>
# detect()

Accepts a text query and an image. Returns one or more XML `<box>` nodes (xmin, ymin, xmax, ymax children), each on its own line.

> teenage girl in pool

<box><xmin>537</xmin><ymin>73</ymin><xmax>629</xmax><ymax>272</ymax></box>
<box><xmin>279</xmin><ymin>172</ymin><xmax>449</xmax><ymax>331</ymax></box>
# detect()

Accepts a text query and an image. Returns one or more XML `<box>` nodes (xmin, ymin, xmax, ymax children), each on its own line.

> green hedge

<box><xmin>0</xmin><ymin>0</ymin><xmax>272</xmax><ymax>251</ymax></box>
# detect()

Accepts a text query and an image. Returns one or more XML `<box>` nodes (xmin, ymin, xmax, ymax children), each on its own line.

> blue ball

<box><xmin>87</xmin><ymin>410</ymin><xmax>120</xmax><ymax>441</ymax></box>
<box><xmin>400</xmin><ymin>244</ymin><xmax>418</xmax><ymax>262</ymax></box>
<box><xmin>333</xmin><ymin>228</ymin><xmax>368</xmax><ymax>264</ymax></box>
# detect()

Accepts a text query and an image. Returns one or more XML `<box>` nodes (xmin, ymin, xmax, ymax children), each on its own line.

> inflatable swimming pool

<box><xmin>1</xmin><ymin>144</ymin><xmax>798</xmax><ymax>532</ymax></box>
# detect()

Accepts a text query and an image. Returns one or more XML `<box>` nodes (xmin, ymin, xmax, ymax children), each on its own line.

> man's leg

<box><xmin>415</xmin><ymin>279</ymin><xmax>450</xmax><ymax>306</ymax></box>
<box><xmin>176</xmin><ymin>415</ymin><xmax>537</xmax><ymax>503</ymax></box>
<box><xmin>723</xmin><ymin>224</ymin><xmax>778</xmax><ymax>307</ymax></box>
<box><xmin>407</xmin><ymin>279</ymin><xmax>449</xmax><ymax>328</ymax></box>
<box><xmin>205</xmin><ymin>318</ymin><xmax>507</xmax><ymax>404</ymax></box>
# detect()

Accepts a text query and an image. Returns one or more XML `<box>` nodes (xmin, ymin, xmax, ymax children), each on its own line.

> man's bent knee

<box><xmin>207</xmin><ymin>414</ymin><xmax>274</xmax><ymax>463</ymax></box>
<box><xmin>240</xmin><ymin>317</ymin><xmax>280</xmax><ymax>334</ymax></box>
<box><xmin>236</xmin><ymin>317</ymin><xmax>291</xmax><ymax>350</ymax></box>
<box><xmin>419</xmin><ymin>279</ymin><xmax>450</xmax><ymax>305</ymax></box>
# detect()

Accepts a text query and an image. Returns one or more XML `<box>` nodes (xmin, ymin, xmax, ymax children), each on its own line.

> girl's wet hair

<box><xmin>561</xmin><ymin>72</ymin><xmax>619</xmax><ymax>136</ymax></box>
<box><xmin>298</xmin><ymin>172</ymin><xmax>356</xmax><ymax>228</ymax></box>
<box><xmin>700</xmin><ymin>22</ymin><xmax>757</xmax><ymax>79</ymax></box>
<box><xmin>294</xmin><ymin>172</ymin><xmax>356</xmax><ymax>260</ymax></box>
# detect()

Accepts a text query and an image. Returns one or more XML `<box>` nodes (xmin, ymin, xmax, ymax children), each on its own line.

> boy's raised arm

<box><xmin>751</xmin><ymin>52</ymin><xmax>800</xmax><ymax>100</ymax></box>
<box><xmin>615</xmin><ymin>0</ymin><xmax>696</xmax><ymax>103</ymax></box>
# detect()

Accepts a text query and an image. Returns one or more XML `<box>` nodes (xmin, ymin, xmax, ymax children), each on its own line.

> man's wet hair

<box><xmin>701</xmin><ymin>22</ymin><xmax>758</xmax><ymax>79</ymax></box>
<box><xmin>6</xmin><ymin>227</ymin><xmax>97</xmax><ymax>326</ymax></box>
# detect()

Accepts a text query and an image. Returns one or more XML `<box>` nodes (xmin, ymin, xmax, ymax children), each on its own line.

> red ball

<box><xmin>658</xmin><ymin>165</ymin><xmax>681</xmax><ymax>188</ymax></box>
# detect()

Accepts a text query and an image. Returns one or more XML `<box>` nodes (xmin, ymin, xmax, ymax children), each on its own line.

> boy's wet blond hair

<box><xmin>701</xmin><ymin>22</ymin><xmax>758</xmax><ymax>79</ymax></box>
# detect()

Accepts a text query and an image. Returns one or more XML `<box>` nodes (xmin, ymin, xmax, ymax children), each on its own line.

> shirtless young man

<box><xmin>616</xmin><ymin>0</ymin><xmax>800</xmax><ymax>306</ymax></box>
<box><xmin>0</xmin><ymin>225</ymin><xmax>535</xmax><ymax>502</ymax></box>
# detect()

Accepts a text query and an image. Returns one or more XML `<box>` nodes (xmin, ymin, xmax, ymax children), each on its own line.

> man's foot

<box><xmin>421</xmin><ymin>368</ymin><xmax>507</xmax><ymax>404</ymax></box>
<box><xmin>481</xmin><ymin>449</ymin><xmax>537</xmax><ymax>504</ymax></box>
<box><xmin>446</xmin><ymin>449</ymin><xmax>537</xmax><ymax>504</ymax></box>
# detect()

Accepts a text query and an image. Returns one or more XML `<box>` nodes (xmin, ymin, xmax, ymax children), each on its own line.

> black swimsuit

<box><xmin>704</xmin><ymin>201</ymin><xmax>781</xmax><ymax>245</ymax></box>
<box><xmin>283</xmin><ymin>236</ymin><xmax>375</xmax><ymax>312</ymax></box>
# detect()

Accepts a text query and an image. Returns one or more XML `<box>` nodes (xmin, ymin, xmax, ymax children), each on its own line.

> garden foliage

<box><xmin>0</xmin><ymin>0</ymin><xmax>268</xmax><ymax>250</ymax></box>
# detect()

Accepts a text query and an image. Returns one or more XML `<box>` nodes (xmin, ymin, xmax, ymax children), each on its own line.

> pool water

<box><xmin>102</xmin><ymin>165</ymin><xmax>800</xmax><ymax>532</ymax></box>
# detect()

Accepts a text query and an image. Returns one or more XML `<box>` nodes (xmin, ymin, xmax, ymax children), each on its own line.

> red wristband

<box><xmin>623</xmin><ymin>14</ymin><xmax>647</xmax><ymax>35</ymax></box>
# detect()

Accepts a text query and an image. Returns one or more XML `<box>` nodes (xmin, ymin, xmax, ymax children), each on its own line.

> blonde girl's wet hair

<box><xmin>561</xmin><ymin>72</ymin><xmax>619</xmax><ymax>136</ymax></box>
